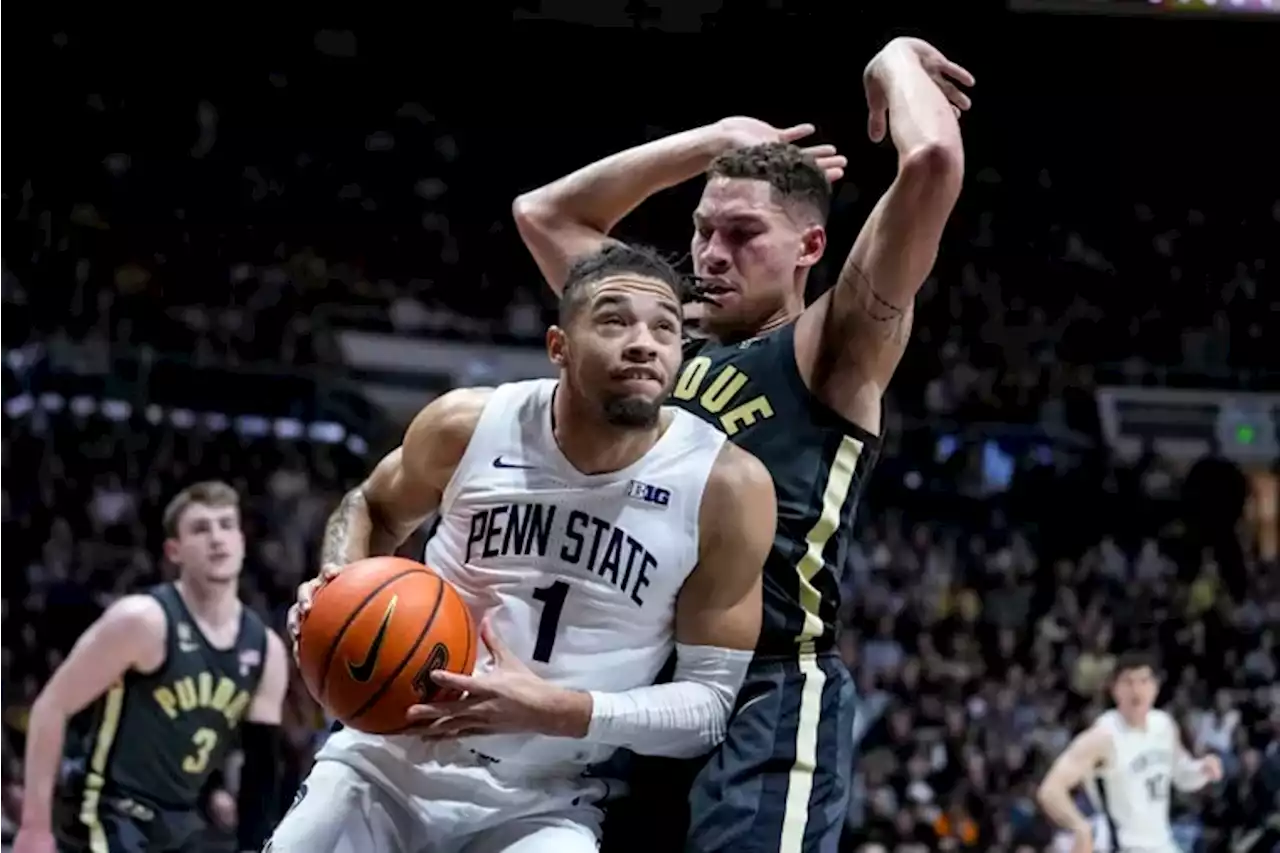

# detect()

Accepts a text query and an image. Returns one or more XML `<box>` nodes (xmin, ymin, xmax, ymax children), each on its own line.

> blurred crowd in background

<box><xmin>4</xmin><ymin>9</ymin><xmax>1278</xmax><ymax>853</ymax></box>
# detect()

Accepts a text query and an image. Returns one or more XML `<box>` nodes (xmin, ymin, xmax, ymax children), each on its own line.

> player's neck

<box><xmin>552</xmin><ymin>386</ymin><xmax>664</xmax><ymax>475</ymax></box>
<box><xmin>1119</xmin><ymin>709</ymin><xmax>1149</xmax><ymax>730</ymax></box>
<box><xmin>174</xmin><ymin>577</ymin><xmax>241</xmax><ymax>628</ymax></box>
<box><xmin>706</xmin><ymin>302</ymin><xmax>799</xmax><ymax>346</ymax></box>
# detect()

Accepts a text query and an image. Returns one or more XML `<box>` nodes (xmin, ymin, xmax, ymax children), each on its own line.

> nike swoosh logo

<box><xmin>493</xmin><ymin>456</ymin><xmax>536</xmax><ymax>470</ymax></box>
<box><xmin>347</xmin><ymin>595</ymin><xmax>398</xmax><ymax>682</ymax></box>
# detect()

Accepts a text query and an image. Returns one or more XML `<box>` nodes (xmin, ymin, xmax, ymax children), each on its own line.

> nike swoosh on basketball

<box><xmin>347</xmin><ymin>595</ymin><xmax>398</xmax><ymax>682</ymax></box>
<box><xmin>492</xmin><ymin>456</ymin><xmax>536</xmax><ymax>470</ymax></box>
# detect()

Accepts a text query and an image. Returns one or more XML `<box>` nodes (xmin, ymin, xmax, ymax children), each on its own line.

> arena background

<box><xmin>3</xmin><ymin>3</ymin><xmax>1278</xmax><ymax>851</ymax></box>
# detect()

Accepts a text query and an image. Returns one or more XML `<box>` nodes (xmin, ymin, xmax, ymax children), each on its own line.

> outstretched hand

<box><xmin>864</xmin><ymin>38</ymin><xmax>975</xmax><ymax>144</ymax></box>
<box><xmin>405</xmin><ymin>618</ymin><xmax>591</xmax><ymax>740</ymax></box>
<box><xmin>715</xmin><ymin>116</ymin><xmax>847</xmax><ymax>183</ymax></box>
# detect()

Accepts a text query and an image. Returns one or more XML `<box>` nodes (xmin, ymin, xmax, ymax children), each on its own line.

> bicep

<box><xmin>36</xmin><ymin>598</ymin><xmax>162</xmax><ymax>717</ymax></box>
<box><xmin>1046</xmin><ymin>728</ymin><xmax>1111</xmax><ymax>788</ymax></box>
<box><xmin>805</xmin><ymin>147</ymin><xmax>963</xmax><ymax>388</ymax></box>
<box><xmin>247</xmin><ymin>632</ymin><xmax>289</xmax><ymax>724</ymax></box>
<box><xmin>675</xmin><ymin>452</ymin><xmax>775</xmax><ymax>649</ymax></box>
<box><xmin>363</xmin><ymin>388</ymin><xmax>487</xmax><ymax>534</ymax></box>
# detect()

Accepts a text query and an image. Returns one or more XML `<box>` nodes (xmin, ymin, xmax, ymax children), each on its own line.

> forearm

<box><xmin>580</xmin><ymin>643</ymin><xmax>753</xmax><ymax>759</ymax></box>
<box><xmin>1036</xmin><ymin>781</ymin><xmax>1090</xmax><ymax>833</ymax></box>
<box><xmin>319</xmin><ymin>488</ymin><xmax>401</xmax><ymax>572</ymax></box>
<box><xmin>19</xmin><ymin>704</ymin><xmax>68</xmax><ymax>830</ymax></box>
<box><xmin>235</xmin><ymin>723</ymin><xmax>281</xmax><ymax>850</ymax></box>
<box><xmin>1173</xmin><ymin>754</ymin><xmax>1212</xmax><ymax>792</ymax></box>
<box><xmin>881</xmin><ymin>47</ymin><xmax>963</xmax><ymax>160</ymax></box>
<box><xmin>514</xmin><ymin>124</ymin><xmax>727</xmax><ymax>239</ymax></box>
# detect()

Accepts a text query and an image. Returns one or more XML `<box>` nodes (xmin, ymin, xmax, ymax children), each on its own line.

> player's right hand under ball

<box><xmin>13</xmin><ymin>827</ymin><xmax>58</xmax><ymax>853</ymax></box>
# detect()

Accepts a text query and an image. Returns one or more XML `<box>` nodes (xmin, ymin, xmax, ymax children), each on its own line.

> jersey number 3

<box><xmin>182</xmin><ymin>727</ymin><xmax>219</xmax><ymax>774</ymax></box>
<box><xmin>531</xmin><ymin>581</ymin><xmax>569</xmax><ymax>663</ymax></box>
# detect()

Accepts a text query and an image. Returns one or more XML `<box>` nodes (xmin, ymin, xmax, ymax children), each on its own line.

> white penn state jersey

<box><xmin>323</xmin><ymin>379</ymin><xmax>726</xmax><ymax>778</ymax></box>
<box><xmin>1087</xmin><ymin>708</ymin><xmax>1179</xmax><ymax>851</ymax></box>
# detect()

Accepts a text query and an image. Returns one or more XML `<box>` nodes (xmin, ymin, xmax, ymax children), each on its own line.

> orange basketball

<box><xmin>297</xmin><ymin>556</ymin><xmax>477</xmax><ymax>734</ymax></box>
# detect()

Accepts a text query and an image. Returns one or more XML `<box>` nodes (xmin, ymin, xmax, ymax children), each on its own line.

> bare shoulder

<box><xmin>1074</xmin><ymin>721</ymin><xmax>1117</xmax><ymax>766</ymax></box>
<box><xmin>104</xmin><ymin>594</ymin><xmax>168</xmax><ymax>635</ymax></box>
<box><xmin>403</xmin><ymin>386</ymin><xmax>495</xmax><ymax>463</ymax></box>
<box><xmin>700</xmin><ymin>442</ymin><xmax>776</xmax><ymax>535</ymax></box>
<box><xmin>97</xmin><ymin>594</ymin><xmax>168</xmax><ymax>669</ymax></box>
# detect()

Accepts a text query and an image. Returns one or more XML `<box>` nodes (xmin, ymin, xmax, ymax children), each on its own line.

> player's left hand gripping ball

<box><xmin>405</xmin><ymin>619</ymin><xmax>590</xmax><ymax>739</ymax></box>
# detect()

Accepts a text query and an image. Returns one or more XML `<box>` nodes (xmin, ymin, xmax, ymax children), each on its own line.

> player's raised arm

<box><xmin>513</xmin><ymin>119</ymin><xmax>842</xmax><ymax>294</ymax></box>
<box><xmin>16</xmin><ymin>596</ymin><xmax>166</xmax><ymax>849</ymax></box>
<box><xmin>796</xmin><ymin>37</ymin><xmax>971</xmax><ymax>399</ymax></box>
<box><xmin>288</xmin><ymin>388</ymin><xmax>490</xmax><ymax>646</ymax></box>
<box><xmin>1037</xmin><ymin>724</ymin><xmax>1113</xmax><ymax>843</ymax></box>
<box><xmin>234</xmin><ymin>629</ymin><xmax>290</xmax><ymax>852</ymax></box>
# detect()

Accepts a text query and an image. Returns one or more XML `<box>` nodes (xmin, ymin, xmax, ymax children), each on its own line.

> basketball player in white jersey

<box><xmin>1037</xmin><ymin>652</ymin><xmax>1223</xmax><ymax>853</ymax></box>
<box><xmin>273</xmin><ymin>242</ymin><xmax>777</xmax><ymax>853</ymax></box>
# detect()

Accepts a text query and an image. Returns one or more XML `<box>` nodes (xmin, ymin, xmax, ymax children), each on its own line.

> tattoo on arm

<box><xmin>320</xmin><ymin>489</ymin><xmax>372</xmax><ymax>570</ymax></box>
<box><xmin>838</xmin><ymin>258</ymin><xmax>911</xmax><ymax>343</ymax></box>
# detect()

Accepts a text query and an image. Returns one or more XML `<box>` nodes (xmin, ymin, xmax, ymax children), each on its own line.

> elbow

<box><xmin>1034</xmin><ymin>780</ymin><xmax>1055</xmax><ymax>808</ymax></box>
<box><xmin>898</xmin><ymin>140</ymin><xmax>964</xmax><ymax>203</ymax></box>
<box><xmin>512</xmin><ymin>192</ymin><xmax>555</xmax><ymax>235</ymax></box>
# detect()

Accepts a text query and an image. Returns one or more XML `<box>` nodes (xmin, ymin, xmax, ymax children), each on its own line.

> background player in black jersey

<box><xmin>14</xmin><ymin>481</ymin><xmax>290</xmax><ymax>853</ymax></box>
<box><xmin>513</xmin><ymin>36</ymin><xmax>973</xmax><ymax>853</ymax></box>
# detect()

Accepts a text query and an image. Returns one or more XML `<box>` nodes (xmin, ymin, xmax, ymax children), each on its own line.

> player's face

<box><xmin>1111</xmin><ymin>665</ymin><xmax>1158</xmax><ymax>716</ymax></box>
<box><xmin>692</xmin><ymin>177</ymin><xmax>825</xmax><ymax>338</ymax></box>
<box><xmin>549</xmin><ymin>276</ymin><xmax>683</xmax><ymax>428</ymax></box>
<box><xmin>165</xmin><ymin>503</ymin><xmax>245</xmax><ymax>585</ymax></box>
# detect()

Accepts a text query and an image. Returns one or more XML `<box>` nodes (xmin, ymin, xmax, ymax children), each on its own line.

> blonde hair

<box><xmin>161</xmin><ymin>481</ymin><xmax>240</xmax><ymax>537</ymax></box>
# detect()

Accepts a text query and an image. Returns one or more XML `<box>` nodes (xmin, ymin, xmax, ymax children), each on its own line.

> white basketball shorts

<box><xmin>266</xmin><ymin>735</ymin><xmax>607</xmax><ymax>853</ymax></box>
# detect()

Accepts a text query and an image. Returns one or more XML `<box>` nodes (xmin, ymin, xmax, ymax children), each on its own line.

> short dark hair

<box><xmin>559</xmin><ymin>242</ymin><xmax>686</xmax><ymax>326</ymax></box>
<box><xmin>162</xmin><ymin>481</ymin><xmax>239</xmax><ymax>537</ymax></box>
<box><xmin>1113</xmin><ymin>650</ymin><xmax>1159</xmax><ymax>679</ymax></box>
<box><xmin>708</xmin><ymin>142</ymin><xmax>831</xmax><ymax>223</ymax></box>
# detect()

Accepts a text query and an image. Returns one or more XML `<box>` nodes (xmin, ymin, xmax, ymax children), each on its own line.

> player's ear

<box><xmin>546</xmin><ymin>325</ymin><xmax>569</xmax><ymax>367</ymax></box>
<box><xmin>797</xmin><ymin>223</ymin><xmax>826</xmax><ymax>271</ymax></box>
<box><xmin>162</xmin><ymin>536</ymin><xmax>181</xmax><ymax>565</ymax></box>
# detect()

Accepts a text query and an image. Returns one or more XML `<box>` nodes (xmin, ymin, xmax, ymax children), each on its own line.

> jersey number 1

<box><xmin>531</xmin><ymin>580</ymin><xmax>569</xmax><ymax>663</ymax></box>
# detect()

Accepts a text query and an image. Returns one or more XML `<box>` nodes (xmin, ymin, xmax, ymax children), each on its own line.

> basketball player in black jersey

<box><xmin>514</xmin><ymin>36</ymin><xmax>973</xmax><ymax>853</ymax></box>
<box><xmin>14</xmin><ymin>482</ymin><xmax>290</xmax><ymax>853</ymax></box>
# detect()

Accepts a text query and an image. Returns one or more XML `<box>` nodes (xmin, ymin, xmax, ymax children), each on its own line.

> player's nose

<box><xmin>697</xmin><ymin>235</ymin><xmax>732</xmax><ymax>275</ymax></box>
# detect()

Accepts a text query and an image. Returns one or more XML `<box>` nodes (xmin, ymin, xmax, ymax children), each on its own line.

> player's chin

<box><xmin>601</xmin><ymin>393</ymin><xmax>663</xmax><ymax>428</ymax></box>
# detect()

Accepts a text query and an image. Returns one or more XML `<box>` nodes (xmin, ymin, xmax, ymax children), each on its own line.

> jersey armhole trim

<box><xmin>134</xmin><ymin>587</ymin><xmax>171</xmax><ymax>678</ymax></box>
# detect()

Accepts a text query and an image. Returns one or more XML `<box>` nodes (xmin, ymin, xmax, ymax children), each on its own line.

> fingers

<box><xmin>867</xmin><ymin>109</ymin><xmax>887</xmax><ymax>144</ymax></box>
<box><xmin>799</xmin><ymin>143</ymin><xmax>838</xmax><ymax>159</ymax></box>
<box><xmin>777</xmin><ymin>123</ymin><xmax>816</xmax><ymax>143</ymax></box>
<box><xmin>429</xmin><ymin>670</ymin><xmax>480</xmax><ymax>694</ymax></box>
<box><xmin>941</xmin><ymin>61</ymin><xmax>975</xmax><ymax>88</ymax></box>
<box><xmin>406</xmin><ymin>698</ymin><xmax>478</xmax><ymax>724</ymax></box>
<box><xmin>938</xmin><ymin>80</ymin><xmax>972</xmax><ymax>112</ymax></box>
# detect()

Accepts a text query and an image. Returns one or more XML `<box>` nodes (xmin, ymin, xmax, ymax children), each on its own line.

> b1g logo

<box><xmin>412</xmin><ymin>643</ymin><xmax>451</xmax><ymax>702</ymax></box>
<box><xmin>626</xmin><ymin>479</ymin><xmax>671</xmax><ymax>507</ymax></box>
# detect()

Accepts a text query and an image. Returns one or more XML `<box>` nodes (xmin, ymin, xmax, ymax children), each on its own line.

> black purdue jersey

<box><xmin>673</xmin><ymin>322</ymin><xmax>880</xmax><ymax>654</ymax></box>
<box><xmin>69</xmin><ymin>583</ymin><xmax>268</xmax><ymax>811</ymax></box>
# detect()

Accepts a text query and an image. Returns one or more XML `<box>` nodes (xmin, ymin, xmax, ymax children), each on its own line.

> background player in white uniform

<box><xmin>1036</xmin><ymin>652</ymin><xmax>1223</xmax><ymax>853</ymax></box>
<box><xmin>275</xmin><ymin>243</ymin><xmax>778</xmax><ymax>853</ymax></box>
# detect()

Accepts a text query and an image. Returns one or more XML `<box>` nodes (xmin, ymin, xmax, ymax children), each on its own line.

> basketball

<box><xmin>297</xmin><ymin>556</ymin><xmax>477</xmax><ymax>734</ymax></box>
